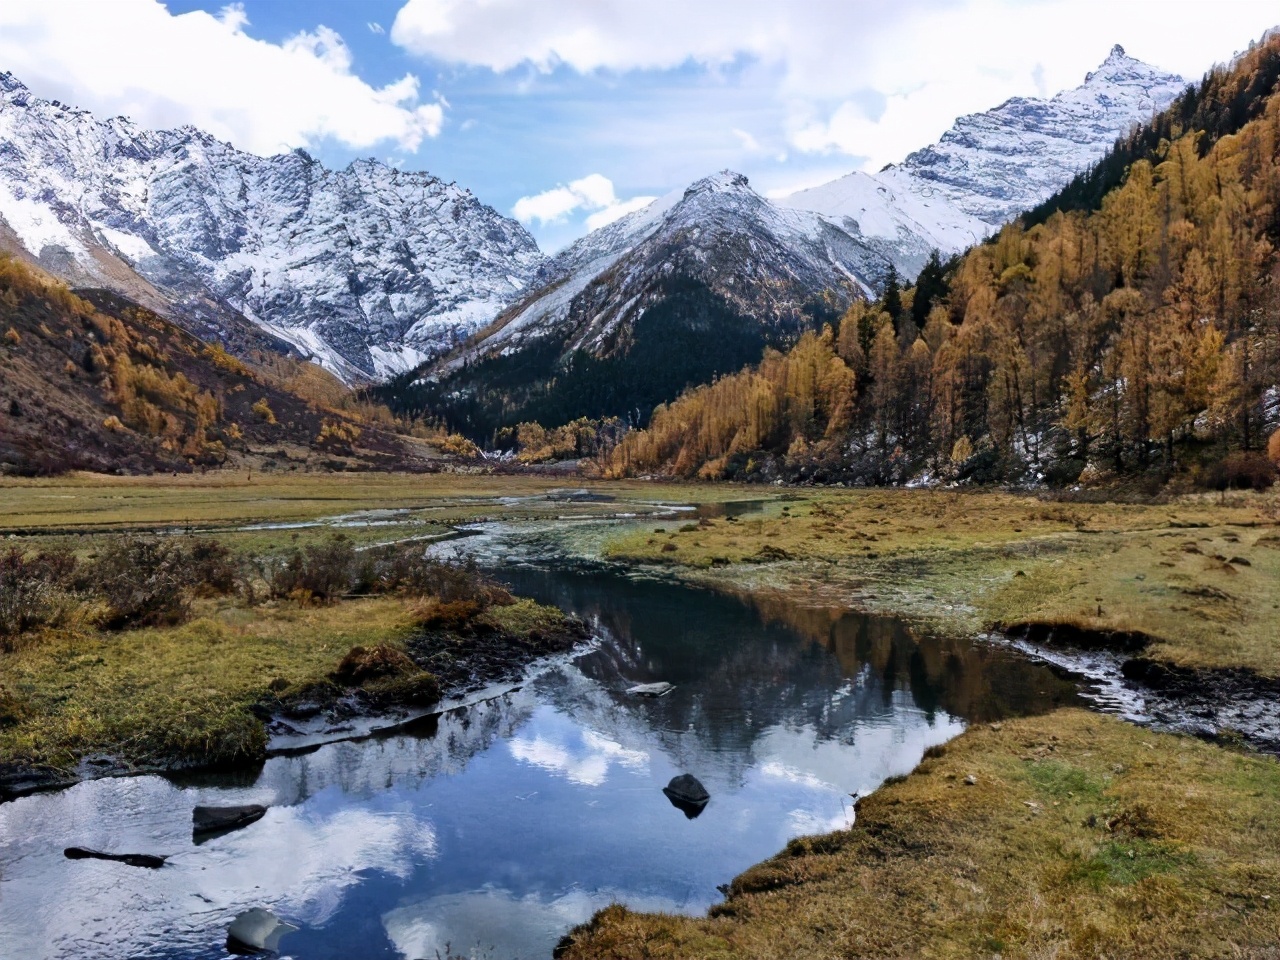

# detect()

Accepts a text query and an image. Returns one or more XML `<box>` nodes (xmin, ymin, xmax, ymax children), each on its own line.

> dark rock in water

<box><xmin>226</xmin><ymin>908</ymin><xmax>298</xmax><ymax>955</ymax></box>
<box><xmin>193</xmin><ymin>804</ymin><xmax>268</xmax><ymax>838</ymax></box>
<box><xmin>627</xmin><ymin>682</ymin><xmax>674</xmax><ymax>698</ymax></box>
<box><xmin>663</xmin><ymin>774</ymin><xmax>710</xmax><ymax>818</ymax></box>
<box><xmin>63</xmin><ymin>846</ymin><xmax>166</xmax><ymax>869</ymax></box>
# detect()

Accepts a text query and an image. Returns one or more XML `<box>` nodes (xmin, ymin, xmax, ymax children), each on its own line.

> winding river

<box><xmin>0</xmin><ymin>518</ymin><xmax>1083</xmax><ymax>960</ymax></box>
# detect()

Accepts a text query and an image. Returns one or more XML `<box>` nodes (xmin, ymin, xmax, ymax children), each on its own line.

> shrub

<box><xmin>186</xmin><ymin>539</ymin><xmax>238</xmax><ymax>597</ymax></box>
<box><xmin>0</xmin><ymin>548</ymin><xmax>80</xmax><ymax>645</ymax></box>
<box><xmin>363</xmin><ymin>544</ymin><xmax>511</xmax><ymax>605</ymax></box>
<box><xmin>1204</xmin><ymin>452</ymin><xmax>1277</xmax><ymax>492</ymax></box>
<box><xmin>438</xmin><ymin>433</ymin><xmax>480</xmax><ymax>458</ymax></box>
<box><xmin>4</xmin><ymin>326</ymin><xmax>20</xmax><ymax>345</ymax></box>
<box><xmin>1268</xmin><ymin>429</ymin><xmax>1280</xmax><ymax>468</ymax></box>
<box><xmin>252</xmin><ymin>398</ymin><xmax>277</xmax><ymax>425</ymax></box>
<box><xmin>315</xmin><ymin>418</ymin><xmax>361</xmax><ymax>451</ymax></box>
<box><xmin>268</xmin><ymin>535</ymin><xmax>356</xmax><ymax>603</ymax></box>
<box><xmin>90</xmin><ymin>538</ymin><xmax>195</xmax><ymax>629</ymax></box>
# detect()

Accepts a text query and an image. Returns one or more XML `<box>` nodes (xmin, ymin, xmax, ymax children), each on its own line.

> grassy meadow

<box><xmin>2</xmin><ymin>472</ymin><xmax>1278</xmax><ymax>958</ymax></box>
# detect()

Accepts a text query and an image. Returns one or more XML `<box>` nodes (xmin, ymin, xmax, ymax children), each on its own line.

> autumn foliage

<box><xmin>607</xmin><ymin>33</ymin><xmax>1280</xmax><ymax>485</ymax></box>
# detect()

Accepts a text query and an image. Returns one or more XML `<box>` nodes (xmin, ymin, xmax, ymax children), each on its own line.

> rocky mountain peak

<box><xmin>683</xmin><ymin>170</ymin><xmax>751</xmax><ymax>199</ymax></box>
<box><xmin>0</xmin><ymin>71</ymin><xmax>543</xmax><ymax>381</ymax></box>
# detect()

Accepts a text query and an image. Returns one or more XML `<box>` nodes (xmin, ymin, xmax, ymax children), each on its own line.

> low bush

<box><xmin>266</xmin><ymin>535</ymin><xmax>357</xmax><ymax>602</ymax></box>
<box><xmin>0</xmin><ymin>547</ymin><xmax>80</xmax><ymax>646</ymax></box>
<box><xmin>187</xmin><ymin>539</ymin><xmax>237</xmax><ymax>597</ymax></box>
<box><xmin>91</xmin><ymin>538</ymin><xmax>195</xmax><ymax>629</ymax></box>
<box><xmin>363</xmin><ymin>544</ymin><xmax>511</xmax><ymax>605</ymax></box>
<box><xmin>88</xmin><ymin>536</ymin><xmax>237</xmax><ymax>630</ymax></box>
<box><xmin>1203</xmin><ymin>451</ymin><xmax>1277</xmax><ymax>491</ymax></box>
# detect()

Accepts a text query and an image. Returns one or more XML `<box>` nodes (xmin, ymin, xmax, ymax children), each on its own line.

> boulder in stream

<box><xmin>627</xmin><ymin>682</ymin><xmax>674</xmax><ymax>698</ymax></box>
<box><xmin>63</xmin><ymin>847</ymin><xmax>167</xmax><ymax>869</ymax></box>
<box><xmin>663</xmin><ymin>774</ymin><xmax>710</xmax><ymax>818</ymax></box>
<box><xmin>226</xmin><ymin>908</ymin><xmax>299</xmax><ymax>955</ymax></box>
<box><xmin>193</xmin><ymin>804</ymin><xmax>268</xmax><ymax>839</ymax></box>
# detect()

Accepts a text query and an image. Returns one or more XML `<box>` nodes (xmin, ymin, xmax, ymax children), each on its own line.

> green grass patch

<box><xmin>1070</xmin><ymin>839</ymin><xmax>1197</xmax><ymax>889</ymax></box>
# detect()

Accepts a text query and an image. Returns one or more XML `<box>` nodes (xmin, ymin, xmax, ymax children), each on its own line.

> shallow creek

<box><xmin>0</xmin><ymin>516</ymin><xmax>1083</xmax><ymax>960</ymax></box>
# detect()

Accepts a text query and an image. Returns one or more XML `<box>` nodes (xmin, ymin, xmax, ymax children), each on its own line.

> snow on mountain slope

<box><xmin>781</xmin><ymin>46</ymin><xmax>1186</xmax><ymax>256</ymax></box>
<box><xmin>0</xmin><ymin>72</ymin><xmax>541</xmax><ymax>381</ymax></box>
<box><xmin>776</xmin><ymin>167</ymin><xmax>989</xmax><ymax>262</ymax></box>
<box><xmin>434</xmin><ymin>171</ymin><xmax>887</xmax><ymax>376</ymax></box>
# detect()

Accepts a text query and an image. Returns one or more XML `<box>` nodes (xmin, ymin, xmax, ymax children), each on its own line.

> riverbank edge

<box><xmin>553</xmin><ymin>708</ymin><xmax>1280</xmax><ymax>959</ymax></box>
<box><xmin>0</xmin><ymin>606</ymin><xmax>593</xmax><ymax>802</ymax></box>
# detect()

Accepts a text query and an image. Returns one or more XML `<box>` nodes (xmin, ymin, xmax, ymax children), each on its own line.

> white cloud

<box><xmin>391</xmin><ymin>0</ymin><xmax>1280</xmax><ymax>171</ymax></box>
<box><xmin>0</xmin><ymin>0</ymin><xmax>445</xmax><ymax>157</ymax></box>
<box><xmin>733</xmin><ymin>128</ymin><xmax>763</xmax><ymax>154</ymax></box>
<box><xmin>513</xmin><ymin>173</ymin><xmax>655</xmax><ymax>231</ymax></box>
<box><xmin>368</xmin><ymin>21</ymin><xmax>386</xmax><ymax>35</ymax></box>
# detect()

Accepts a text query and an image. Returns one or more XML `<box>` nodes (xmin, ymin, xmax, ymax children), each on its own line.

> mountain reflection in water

<box><xmin>0</xmin><ymin>563</ymin><xmax>1078</xmax><ymax>960</ymax></box>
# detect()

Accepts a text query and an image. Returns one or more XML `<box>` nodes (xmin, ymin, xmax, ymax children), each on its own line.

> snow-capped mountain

<box><xmin>438</xmin><ymin>170</ymin><xmax>885</xmax><ymax>373</ymax></box>
<box><xmin>0</xmin><ymin>71</ymin><xmax>541</xmax><ymax>380</ymax></box>
<box><xmin>780</xmin><ymin>45</ymin><xmax>1186</xmax><ymax>253</ymax></box>
<box><xmin>397</xmin><ymin>171</ymin><xmax>893</xmax><ymax>435</ymax></box>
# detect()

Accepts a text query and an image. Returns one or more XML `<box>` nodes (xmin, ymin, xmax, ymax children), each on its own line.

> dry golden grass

<box><xmin>559</xmin><ymin>709</ymin><xmax>1280</xmax><ymax>960</ymax></box>
<box><xmin>0</xmin><ymin>596</ymin><xmax>420</xmax><ymax>770</ymax></box>
<box><xmin>604</xmin><ymin>488</ymin><xmax>1280</xmax><ymax>675</ymax></box>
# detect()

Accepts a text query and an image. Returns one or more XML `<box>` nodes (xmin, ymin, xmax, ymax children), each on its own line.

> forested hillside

<box><xmin>0</xmin><ymin>257</ymin><xmax>425</xmax><ymax>474</ymax></box>
<box><xmin>603</xmin><ymin>31</ymin><xmax>1280</xmax><ymax>487</ymax></box>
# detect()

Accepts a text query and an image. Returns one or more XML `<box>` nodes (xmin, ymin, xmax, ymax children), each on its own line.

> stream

<box><xmin>0</xmin><ymin>517</ymin><xmax>1084</xmax><ymax>960</ymax></box>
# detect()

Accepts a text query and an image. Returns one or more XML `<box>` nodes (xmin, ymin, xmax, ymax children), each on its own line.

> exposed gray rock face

<box><xmin>0</xmin><ymin>72</ymin><xmax>541</xmax><ymax>381</ymax></box>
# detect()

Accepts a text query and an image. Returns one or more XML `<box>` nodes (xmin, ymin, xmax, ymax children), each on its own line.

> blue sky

<box><xmin>1</xmin><ymin>1</ymin><xmax>1278</xmax><ymax>251</ymax></box>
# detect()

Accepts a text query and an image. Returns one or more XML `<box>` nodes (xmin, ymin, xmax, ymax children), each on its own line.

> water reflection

<box><xmin>0</xmin><ymin>563</ymin><xmax>1079</xmax><ymax>960</ymax></box>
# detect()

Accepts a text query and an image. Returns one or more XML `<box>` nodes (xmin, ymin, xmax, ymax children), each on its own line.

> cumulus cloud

<box><xmin>512</xmin><ymin>174</ymin><xmax>655</xmax><ymax>231</ymax></box>
<box><xmin>390</xmin><ymin>0</ymin><xmax>1280</xmax><ymax>171</ymax></box>
<box><xmin>0</xmin><ymin>0</ymin><xmax>444</xmax><ymax>157</ymax></box>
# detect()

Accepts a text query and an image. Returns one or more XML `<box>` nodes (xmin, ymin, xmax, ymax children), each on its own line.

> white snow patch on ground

<box><xmin>95</xmin><ymin>224</ymin><xmax>158</xmax><ymax>262</ymax></box>
<box><xmin>0</xmin><ymin>184</ymin><xmax>90</xmax><ymax>263</ymax></box>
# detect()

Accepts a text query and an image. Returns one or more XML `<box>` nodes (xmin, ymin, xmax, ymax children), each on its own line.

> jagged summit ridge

<box><xmin>0</xmin><ymin>71</ymin><xmax>542</xmax><ymax>380</ymax></box>
<box><xmin>896</xmin><ymin>45</ymin><xmax>1187</xmax><ymax>224</ymax></box>
<box><xmin>434</xmin><ymin>168</ymin><xmax>887</xmax><ymax>376</ymax></box>
<box><xmin>779</xmin><ymin>46</ymin><xmax>1186</xmax><ymax>259</ymax></box>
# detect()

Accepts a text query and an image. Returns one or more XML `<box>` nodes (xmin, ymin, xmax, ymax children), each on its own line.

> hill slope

<box><xmin>0</xmin><ymin>257</ymin><xmax>421</xmax><ymax>475</ymax></box>
<box><xmin>388</xmin><ymin>172</ymin><xmax>890</xmax><ymax>437</ymax></box>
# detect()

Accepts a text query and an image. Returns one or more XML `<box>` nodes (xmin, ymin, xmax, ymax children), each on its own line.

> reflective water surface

<box><xmin>0</xmin><ymin>558</ymin><xmax>1080</xmax><ymax>960</ymax></box>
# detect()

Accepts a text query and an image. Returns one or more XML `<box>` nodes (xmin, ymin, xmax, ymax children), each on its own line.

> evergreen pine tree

<box><xmin>882</xmin><ymin>264</ymin><xmax>903</xmax><ymax>331</ymax></box>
